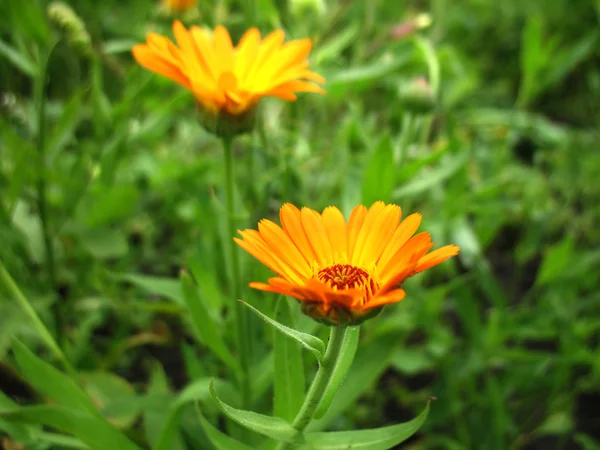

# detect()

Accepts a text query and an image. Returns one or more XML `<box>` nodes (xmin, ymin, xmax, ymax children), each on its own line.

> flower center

<box><xmin>317</xmin><ymin>264</ymin><xmax>376</xmax><ymax>292</ymax></box>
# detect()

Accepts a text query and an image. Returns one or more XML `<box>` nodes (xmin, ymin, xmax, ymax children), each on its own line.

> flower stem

<box><xmin>275</xmin><ymin>326</ymin><xmax>348</xmax><ymax>450</ymax></box>
<box><xmin>222</xmin><ymin>136</ymin><xmax>251</xmax><ymax>408</ymax></box>
<box><xmin>0</xmin><ymin>259</ymin><xmax>74</xmax><ymax>377</ymax></box>
<box><xmin>35</xmin><ymin>42</ymin><xmax>61</xmax><ymax>337</ymax></box>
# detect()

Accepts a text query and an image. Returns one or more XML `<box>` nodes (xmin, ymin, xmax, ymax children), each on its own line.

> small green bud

<box><xmin>289</xmin><ymin>0</ymin><xmax>327</xmax><ymax>19</ymax></box>
<box><xmin>48</xmin><ymin>2</ymin><xmax>92</xmax><ymax>56</ymax></box>
<box><xmin>398</xmin><ymin>77</ymin><xmax>436</xmax><ymax>114</ymax></box>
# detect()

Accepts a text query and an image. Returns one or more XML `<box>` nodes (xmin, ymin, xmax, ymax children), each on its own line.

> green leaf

<box><xmin>145</xmin><ymin>364</ymin><xmax>186</xmax><ymax>450</ymax></box>
<box><xmin>80</xmin><ymin>372</ymin><xmax>137</xmax><ymax>429</ymax></box>
<box><xmin>31</xmin><ymin>431</ymin><xmax>90</xmax><ymax>449</ymax></box>
<box><xmin>274</xmin><ymin>299</ymin><xmax>305</xmax><ymax>422</ymax></box>
<box><xmin>362</xmin><ymin>135</ymin><xmax>396</xmax><ymax>205</ymax></box>
<box><xmin>299</xmin><ymin>402</ymin><xmax>430</xmax><ymax>449</ymax></box>
<box><xmin>209</xmin><ymin>378</ymin><xmax>299</xmax><ymax>442</ymax></box>
<box><xmin>240</xmin><ymin>300</ymin><xmax>325</xmax><ymax>363</ymax></box>
<box><xmin>313</xmin><ymin>23</ymin><xmax>360</xmax><ymax>65</ymax></box>
<box><xmin>0</xmin><ymin>405</ymin><xmax>141</xmax><ymax>450</ymax></box>
<box><xmin>197</xmin><ymin>408</ymin><xmax>255</xmax><ymax>450</ymax></box>
<box><xmin>0</xmin><ymin>39</ymin><xmax>36</xmax><ymax>76</ymax></box>
<box><xmin>77</xmin><ymin>228</ymin><xmax>129</xmax><ymax>260</ymax></box>
<box><xmin>117</xmin><ymin>273</ymin><xmax>184</xmax><ymax>305</ymax></box>
<box><xmin>47</xmin><ymin>90</ymin><xmax>84</xmax><ymax>161</ymax></box>
<box><xmin>12</xmin><ymin>339</ymin><xmax>99</xmax><ymax>417</ymax></box>
<box><xmin>180</xmin><ymin>271</ymin><xmax>238</xmax><ymax>370</ymax></box>
<box><xmin>315</xmin><ymin>327</ymin><xmax>360</xmax><ymax>419</ymax></box>
<box><xmin>392</xmin><ymin>153</ymin><xmax>467</xmax><ymax>199</ymax></box>
<box><xmin>536</xmin><ymin>236</ymin><xmax>575</xmax><ymax>286</ymax></box>
<box><xmin>327</xmin><ymin>53</ymin><xmax>411</xmax><ymax>99</ymax></box>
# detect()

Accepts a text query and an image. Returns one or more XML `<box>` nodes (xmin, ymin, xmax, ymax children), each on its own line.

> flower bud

<box><xmin>48</xmin><ymin>2</ymin><xmax>92</xmax><ymax>56</ymax></box>
<box><xmin>289</xmin><ymin>0</ymin><xmax>327</xmax><ymax>20</ymax></box>
<box><xmin>398</xmin><ymin>77</ymin><xmax>436</xmax><ymax>114</ymax></box>
<box><xmin>391</xmin><ymin>13</ymin><xmax>432</xmax><ymax>40</ymax></box>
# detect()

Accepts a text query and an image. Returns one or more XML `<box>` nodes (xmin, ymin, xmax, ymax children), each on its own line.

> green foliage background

<box><xmin>1</xmin><ymin>0</ymin><xmax>600</xmax><ymax>449</ymax></box>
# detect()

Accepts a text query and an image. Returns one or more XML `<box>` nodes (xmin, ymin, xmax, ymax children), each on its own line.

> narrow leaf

<box><xmin>240</xmin><ymin>300</ymin><xmax>324</xmax><ymax>363</ymax></box>
<box><xmin>274</xmin><ymin>299</ymin><xmax>305</xmax><ymax>422</ymax></box>
<box><xmin>196</xmin><ymin>407</ymin><xmax>254</xmax><ymax>450</ymax></box>
<box><xmin>116</xmin><ymin>273</ymin><xmax>184</xmax><ymax>305</ymax></box>
<box><xmin>362</xmin><ymin>136</ymin><xmax>395</xmax><ymax>205</ymax></box>
<box><xmin>300</xmin><ymin>402</ymin><xmax>430</xmax><ymax>449</ymax></box>
<box><xmin>0</xmin><ymin>39</ymin><xmax>36</xmax><ymax>76</ymax></box>
<box><xmin>209</xmin><ymin>378</ymin><xmax>298</xmax><ymax>442</ymax></box>
<box><xmin>0</xmin><ymin>405</ymin><xmax>141</xmax><ymax>450</ymax></box>
<box><xmin>180</xmin><ymin>272</ymin><xmax>238</xmax><ymax>370</ymax></box>
<box><xmin>12</xmin><ymin>339</ymin><xmax>99</xmax><ymax>416</ymax></box>
<box><xmin>315</xmin><ymin>327</ymin><xmax>360</xmax><ymax>419</ymax></box>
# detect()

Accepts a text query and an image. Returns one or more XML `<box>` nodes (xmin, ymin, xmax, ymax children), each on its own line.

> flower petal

<box><xmin>280</xmin><ymin>203</ymin><xmax>318</xmax><ymax>266</ymax></box>
<box><xmin>321</xmin><ymin>206</ymin><xmax>348</xmax><ymax>259</ymax></box>
<box><xmin>301</xmin><ymin>207</ymin><xmax>333</xmax><ymax>266</ymax></box>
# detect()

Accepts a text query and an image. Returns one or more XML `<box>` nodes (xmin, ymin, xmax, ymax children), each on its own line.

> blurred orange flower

<box><xmin>162</xmin><ymin>0</ymin><xmax>197</xmax><ymax>12</ymax></box>
<box><xmin>132</xmin><ymin>21</ymin><xmax>325</xmax><ymax>117</ymax></box>
<box><xmin>235</xmin><ymin>202</ymin><xmax>459</xmax><ymax>326</ymax></box>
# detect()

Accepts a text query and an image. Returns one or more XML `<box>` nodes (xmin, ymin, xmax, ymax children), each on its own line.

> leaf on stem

<box><xmin>209</xmin><ymin>378</ymin><xmax>299</xmax><ymax>443</ymax></box>
<box><xmin>239</xmin><ymin>300</ymin><xmax>325</xmax><ymax>363</ymax></box>
<box><xmin>300</xmin><ymin>401</ymin><xmax>430</xmax><ymax>449</ymax></box>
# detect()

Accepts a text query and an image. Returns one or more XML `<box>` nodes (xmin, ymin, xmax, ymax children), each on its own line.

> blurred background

<box><xmin>1</xmin><ymin>0</ymin><xmax>600</xmax><ymax>449</ymax></box>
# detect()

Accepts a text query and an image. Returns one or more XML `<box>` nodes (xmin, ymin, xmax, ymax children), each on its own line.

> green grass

<box><xmin>1</xmin><ymin>0</ymin><xmax>600</xmax><ymax>449</ymax></box>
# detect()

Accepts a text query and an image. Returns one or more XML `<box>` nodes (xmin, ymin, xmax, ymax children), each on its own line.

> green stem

<box><xmin>35</xmin><ymin>42</ymin><xmax>61</xmax><ymax>336</ymax></box>
<box><xmin>275</xmin><ymin>326</ymin><xmax>348</xmax><ymax>450</ymax></box>
<box><xmin>222</xmin><ymin>137</ymin><xmax>251</xmax><ymax>408</ymax></box>
<box><xmin>0</xmin><ymin>259</ymin><xmax>74</xmax><ymax>377</ymax></box>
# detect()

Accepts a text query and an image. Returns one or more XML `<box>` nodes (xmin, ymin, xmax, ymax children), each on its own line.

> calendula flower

<box><xmin>132</xmin><ymin>21</ymin><xmax>324</xmax><ymax>135</ymax></box>
<box><xmin>236</xmin><ymin>202</ymin><xmax>460</xmax><ymax>326</ymax></box>
<box><xmin>162</xmin><ymin>0</ymin><xmax>197</xmax><ymax>12</ymax></box>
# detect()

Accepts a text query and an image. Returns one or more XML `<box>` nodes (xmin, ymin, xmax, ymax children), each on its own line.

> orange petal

<box><xmin>300</xmin><ymin>207</ymin><xmax>333</xmax><ymax>266</ymax></box>
<box><xmin>235</xmin><ymin>28</ymin><xmax>261</xmax><ymax>80</ymax></box>
<box><xmin>258</xmin><ymin>219</ymin><xmax>312</xmax><ymax>277</ymax></box>
<box><xmin>350</xmin><ymin>201</ymin><xmax>387</xmax><ymax>266</ymax></box>
<box><xmin>132</xmin><ymin>45</ymin><xmax>191</xmax><ymax>89</ymax></box>
<box><xmin>377</xmin><ymin>213</ymin><xmax>421</xmax><ymax>270</ymax></box>
<box><xmin>213</xmin><ymin>25</ymin><xmax>234</xmax><ymax>73</ymax></box>
<box><xmin>363</xmin><ymin>288</ymin><xmax>406</xmax><ymax>311</ymax></box>
<box><xmin>353</xmin><ymin>204</ymin><xmax>401</xmax><ymax>266</ymax></box>
<box><xmin>321</xmin><ymin>206</ymin><xmax>348</xmax><ymax>258</ymax></box>
<box><xmin>234</xmin><ymin>232</ymin><xmax>303</xmax><ymax>284</ymax></box>
<box><xmin>280</xmin><ymin>203</ymin><xmax>318</xmax><ymax>266</ymax></box>
<box><xmin>347</xmin><ymin>204</ymin><xmax>368</xmax><ymax>261</ymax></box>
<box><xmin>416</xmin><ymin>245</ymin><xmax>460</xmax><ymax>273</ymax></box>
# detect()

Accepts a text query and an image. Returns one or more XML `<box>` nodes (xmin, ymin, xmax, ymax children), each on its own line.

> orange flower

<box><xmin>162</xmin><ymin>0</ymin><xmax>197</xmax><ymax>12</ymax></box>
<box><xmin>235</xmin><ymin>202</ymin><xmax>460</xmax><ymax>326</ymax></box>
<box><xmin>132</xmin><ymin>21</ymin><xmax>325</xmax><ymax>118</ymax></box>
